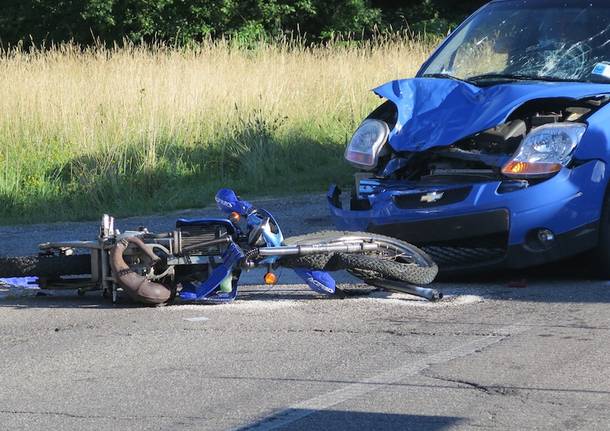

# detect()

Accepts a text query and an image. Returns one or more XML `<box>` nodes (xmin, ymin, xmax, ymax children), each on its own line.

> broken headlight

<box><xmin>345</xmin><ymin>119</ymin><xmax>390</xmax><ymax>170</ymax></box>
<box><xmin>502</xmin><ymin>123</ymin><xmax>587</xmax><ymax>178</ymax></box>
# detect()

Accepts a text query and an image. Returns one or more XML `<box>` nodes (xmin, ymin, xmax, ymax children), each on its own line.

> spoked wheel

<box><xmin>282</xmin><ymin>231</ymin><xmax>438</xmax><ymax>286</ymax></box>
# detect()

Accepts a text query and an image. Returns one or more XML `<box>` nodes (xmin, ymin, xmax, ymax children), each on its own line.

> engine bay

<box><xmin>376</xmin><ymin>96</ymin><xmax>610</xmax><ymax>184</ymax></box>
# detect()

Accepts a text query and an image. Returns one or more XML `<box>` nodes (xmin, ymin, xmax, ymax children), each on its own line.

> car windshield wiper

<box><xmin>467</xmin><ymin>73</ymin><xmax>582</xmax><ymax>84</ymax></box>
<box><xmin>422</xmin><ymin>73</ymin><xmax>477</xmax><ymax>86</ymax></box>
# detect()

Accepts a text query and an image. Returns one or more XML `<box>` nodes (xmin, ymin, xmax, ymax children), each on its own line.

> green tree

<box><xmin>0</xmin><ymin>0</ymin><xmax>485</xmax><ymax>47</ymax></box>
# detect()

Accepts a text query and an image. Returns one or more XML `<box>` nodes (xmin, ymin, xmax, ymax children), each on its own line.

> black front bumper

<box><xmin>367</xmin><ymin>210</ymin><xmax>599</xmax><ymax>273</ymax></box>
<box><xmin>369</xmin><ymin>210</ymin><xmax>509</xmax><ymax>245</ymax></box>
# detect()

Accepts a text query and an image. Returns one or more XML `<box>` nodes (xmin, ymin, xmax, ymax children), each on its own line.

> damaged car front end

<box><xmin>329</xmin><ymin>0</ymin><xmax>610</xmax><ymax>273</ymax></box>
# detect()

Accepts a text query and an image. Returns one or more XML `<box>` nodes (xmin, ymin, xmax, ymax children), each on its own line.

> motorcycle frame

<box><xmin>35</xmin><ymin>213</ymin><xmax>382</xmax><ymax>303</ymax></box>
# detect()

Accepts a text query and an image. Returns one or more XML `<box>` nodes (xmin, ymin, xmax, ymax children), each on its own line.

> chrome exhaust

<box><xmin>109</xmin><ymin>237</ymin><xmax>171</xmax><ymax>305</ymax></box>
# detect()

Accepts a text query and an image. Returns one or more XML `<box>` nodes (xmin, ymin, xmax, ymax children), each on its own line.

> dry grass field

<box><xmin>0</xmin><ymin>37</ymin><xmax>433</xmax><ymax>222</ymax></box>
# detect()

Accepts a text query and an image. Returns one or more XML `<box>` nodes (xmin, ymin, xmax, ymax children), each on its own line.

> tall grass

<box><xmin>0</xmin><ymin>35</ymin><xmax>434</xmax><ymax>223</ymax></box>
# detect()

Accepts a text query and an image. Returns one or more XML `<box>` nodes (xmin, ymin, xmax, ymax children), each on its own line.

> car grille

<box><xmin>368</xmin><ymin>210</ymin><xmax>510</xmax><ymax>270</ymax></box>
<box><xmin>422</xmin><ymin>245</ymin><xmax>506</xmax><ymax>269</ymax></box>
<box><xmin>393</xmin><ymin>186</ymin><xmax>472</xmax><ymax>209</ymax></box>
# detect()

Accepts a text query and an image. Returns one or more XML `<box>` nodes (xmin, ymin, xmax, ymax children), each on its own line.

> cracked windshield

<box><xmin>422</xmin><ymin>1</ymin><xmax>610</xmax><ymax>84</ymax></box>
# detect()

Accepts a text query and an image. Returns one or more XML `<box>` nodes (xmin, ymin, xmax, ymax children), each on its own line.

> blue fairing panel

<box><xmin>374</xmin><ymin>79</ymin><xmax>610</xmax><ymax>153</ymax></box>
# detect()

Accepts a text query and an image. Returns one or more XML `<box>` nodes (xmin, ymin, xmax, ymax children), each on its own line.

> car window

<box><xmin>422</xmin><ymin>1</ymin><xmax>610</xmax><ymax>83</ymax></box>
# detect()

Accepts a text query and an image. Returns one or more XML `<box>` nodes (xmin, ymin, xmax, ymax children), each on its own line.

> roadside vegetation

<box><xmin>0</xmin><ymin>35</ymin><xmax>435</xmax><ymax>223</ymax></box>
<box><xmin>0</xmin><ymin>1</ymin><xmax>483</xmax><ymax>47</ymax></box>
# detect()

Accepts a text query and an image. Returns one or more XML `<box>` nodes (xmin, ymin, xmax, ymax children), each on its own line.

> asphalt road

<box><xmin>1</xmin><ymin>194</ymin><xmax>610</xmax><ymax>430</ymax></box>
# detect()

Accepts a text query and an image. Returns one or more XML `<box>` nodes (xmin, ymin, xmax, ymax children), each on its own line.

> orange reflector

<box><xmin>229</xmin><ymin>212</ymin><xmax>241</xmax><ymax>223</ymax></box>
<box><xmin>502</xmin><ymin>161</ymin><xmax>562</xmax><ymax>178</ymax></box>
<box><xmin>264</xmin><ymin>272</ymin><xmax>278</xmax><ymax>285</ymax></box>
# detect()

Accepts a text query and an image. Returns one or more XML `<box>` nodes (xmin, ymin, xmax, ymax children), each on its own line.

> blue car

<box><xmin>329</xmin><ymin>0</ymin><xmax>610</xmax><ymax>275</ymax></box>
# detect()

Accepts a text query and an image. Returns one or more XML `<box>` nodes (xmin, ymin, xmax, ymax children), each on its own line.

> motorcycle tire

<box><xmin>282</xmin><ymin>231</ymin><xmax>438</xmax><ymax>286</ymax></box>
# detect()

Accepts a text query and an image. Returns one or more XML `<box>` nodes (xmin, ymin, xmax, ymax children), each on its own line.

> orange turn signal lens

<box><xmin>229</xmin><ymin>211</ymin><xmax>241</xmax><ymax>223</ymax></box>
<box><xmin>502</xmin><ymin>161</ymin><xmax>562</xmax><ymax>178</ymax></box>
<box><xmin>264</xmin><ymin>272</ymin><xmax>278</xmax><ymax>285</ymax></box>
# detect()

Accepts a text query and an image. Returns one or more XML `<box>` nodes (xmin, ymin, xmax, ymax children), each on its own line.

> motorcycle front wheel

<box><xmin>281</xmin><ymin>231</ymin><xmax>438</xmax><ymax>286</ymax></box>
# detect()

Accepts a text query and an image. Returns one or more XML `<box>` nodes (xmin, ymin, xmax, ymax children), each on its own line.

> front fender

<box><xmin>574</xmin><ymin>104</ymin><xmax>610</xmax><ymax>163</ymax></box>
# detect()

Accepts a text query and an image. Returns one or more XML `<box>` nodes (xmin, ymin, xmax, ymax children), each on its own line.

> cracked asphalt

<box><xmin>1</xmin><ymin>193</ymin><xmax>610</xmax><ymax>430</ymax></box>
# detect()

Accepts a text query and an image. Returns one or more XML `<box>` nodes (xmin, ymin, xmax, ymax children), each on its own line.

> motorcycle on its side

<box><xmin>0</xmin><ymin>189</ymin><xmax>440</xmax><ymax>305</ymax></box>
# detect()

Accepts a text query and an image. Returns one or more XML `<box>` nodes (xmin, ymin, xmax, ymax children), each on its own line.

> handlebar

<box><xmin>258</xmin><ymin>242</ymin><xmax>379</xmax><ymax>256</ymax></box>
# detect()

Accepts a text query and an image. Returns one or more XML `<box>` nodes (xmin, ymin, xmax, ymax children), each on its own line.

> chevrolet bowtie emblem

<box><xmin>420</xmin><ymin>191</ymin><xmax>444</xmax><ymax>203</ymax></box>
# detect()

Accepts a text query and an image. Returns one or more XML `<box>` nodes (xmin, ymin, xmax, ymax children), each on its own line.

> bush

<box><xmin>0</xmin><ymin>0</ymin><xmax>486</xmax><ymax>47</ymax></box>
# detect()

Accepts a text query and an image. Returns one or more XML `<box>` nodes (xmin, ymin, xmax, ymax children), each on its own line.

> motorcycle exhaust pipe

<box><xmin>109</xmin><ymin>237</ymin><xmax>171</xmax><ymax>305</ymax></box>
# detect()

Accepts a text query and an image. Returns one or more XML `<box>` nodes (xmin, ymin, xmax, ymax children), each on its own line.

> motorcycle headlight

<box><xmin>345</xmin><ymin>119</ymin><xmax>390</xmax><ymax>170</ymax></box>
<box><xmin>502</xmin><ymin>123</ymin><xmax>587</xmax><ymax>178</ymax></box>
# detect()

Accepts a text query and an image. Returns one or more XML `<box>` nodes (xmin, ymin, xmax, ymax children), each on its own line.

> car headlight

<box><xmin>502</xmin><ymin>123</ymin><xmax>587</xmax><ymax>178</ymax></box>
<box><xmin>345</xmin><ymin>119</ymin><xmax>390</xmax><ymax>170</ymax></box>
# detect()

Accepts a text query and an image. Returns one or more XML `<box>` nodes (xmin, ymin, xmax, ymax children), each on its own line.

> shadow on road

<box><xmin>234</xmin><ymin>409</ymin><xmax>463</xmax><ymax>431</ymax></box>
<box><xmin>2</xmin><ymin>253</ymin><xmax>610</xmax><ymax>309</ymax></box>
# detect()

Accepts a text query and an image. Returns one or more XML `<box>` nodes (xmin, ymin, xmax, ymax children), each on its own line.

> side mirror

<box><xmin>215</xmin><ymin>188</ymin><xmax>253</xmax><ymax>216</ymax></box>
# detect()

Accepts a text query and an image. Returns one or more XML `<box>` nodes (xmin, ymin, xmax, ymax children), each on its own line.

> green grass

<box><xmin>0</xmin><ymin>38</ymin><xmax>433</xmax><ymax>223</ymax></box>
<box><xmin>0</xmin><ymin>111</ymin><xmax>353</xmax><ymax>222</ymax></box>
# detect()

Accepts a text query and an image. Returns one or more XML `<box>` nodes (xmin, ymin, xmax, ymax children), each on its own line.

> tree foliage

<box><xmin>0</xmin><ymin>0</ymin><xmax>487</xmax><ymax>46</ymax></box>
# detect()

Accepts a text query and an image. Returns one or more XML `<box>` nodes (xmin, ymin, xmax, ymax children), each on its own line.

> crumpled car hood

<box><xmin>374</xmin><ymin>78</ymin><xmax>610</xmax><ymax>153</ymax></box>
